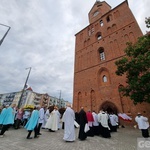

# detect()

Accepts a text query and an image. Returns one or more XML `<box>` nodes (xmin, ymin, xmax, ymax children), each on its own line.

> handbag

<box><xmin>84</xmin><ymin>123</ymin><xmax>90</xmax><ymax>133</ymax></box>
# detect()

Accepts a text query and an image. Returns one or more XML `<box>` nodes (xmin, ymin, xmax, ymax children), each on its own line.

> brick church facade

<box><xmin>73</xmin><ymin>0</ymin><xmax>150</xmax><ymax>120</ymax></box>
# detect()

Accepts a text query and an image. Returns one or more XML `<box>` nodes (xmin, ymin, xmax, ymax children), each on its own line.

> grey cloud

<box><xmin>0</xmin><ymin>0</ymin><xmax>149</xmax><ymax>102</ymax></box>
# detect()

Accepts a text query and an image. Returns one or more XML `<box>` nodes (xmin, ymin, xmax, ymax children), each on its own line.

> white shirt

<box><xmin>92</xmin><ymin>112</ymin><xmax>99</xmax><ymax>126</ymax></box>
<box><xmin>98</xmin><ymin>111</ymin><xmax>110</xmax><ymax>129</ymax></box>
<box><xmin>109</xmin><ymin>114</ymin><xmax>118</xmax><ymax>126</ymax></box>
<box><xmin>38</xmin><ymin>107</ymin><xmax>45</xmax><ymax>123</ymax></box>
<box><xmin>135</xmin><ymin>115</ymin><xmax>149</xmax><ymax>129</ymax></box>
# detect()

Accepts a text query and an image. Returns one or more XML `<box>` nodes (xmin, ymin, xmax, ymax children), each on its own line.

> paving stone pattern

<box><xmin>0</xmin><ymin>126</ymin><xmax>146</xmax><ymax>150</ymax></box>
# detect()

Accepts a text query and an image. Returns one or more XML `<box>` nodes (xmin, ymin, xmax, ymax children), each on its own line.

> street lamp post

<box><xmin>58</xmin><ymin>90</ymin><xmax>61</xmax><ymax>108</ymax></box>
<box><xmin>17</xmin><ymin>67</ymin><xmax>32</xmax><ymax>108</ymax></box>
<box><xmin>0</xmin><ymin>23</ymin><xmax>11</xmax><ymax>46</ymax></box>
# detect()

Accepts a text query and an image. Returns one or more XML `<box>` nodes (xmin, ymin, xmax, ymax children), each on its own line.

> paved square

<box><xmin>0</xmin><ymin>126</ymin><xmax>147</xmax><ymax>150</ymax></box>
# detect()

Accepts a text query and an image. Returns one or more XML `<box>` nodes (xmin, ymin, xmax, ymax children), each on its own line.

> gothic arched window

<box><xmin>103</xmin><ymin>75</ymin><xmax>107</xmax><ymax>82</ymax></box>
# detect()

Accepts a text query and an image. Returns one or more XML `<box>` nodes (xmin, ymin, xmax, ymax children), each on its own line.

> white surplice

<box><xmin>63</xmin><ymin>107</ymin><xmax>75</xmax><ymax>141</ymax></box>
<box><xmin>45</xmin><ymin>109</ymin><xmax>58</xmax><ymax>131</ymax></box>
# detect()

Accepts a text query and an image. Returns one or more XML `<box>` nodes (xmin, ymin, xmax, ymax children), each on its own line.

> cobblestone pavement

<box><xmin>0</xmin><ymin>126</ymin><xmax>147</xmax><ymax>150</ymax></box>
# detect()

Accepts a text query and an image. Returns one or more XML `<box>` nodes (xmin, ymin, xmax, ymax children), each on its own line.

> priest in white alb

<box><xmin>63</xmin><ymin>104</ymin><xmax>75</xmax><ymax>142</ymax></box>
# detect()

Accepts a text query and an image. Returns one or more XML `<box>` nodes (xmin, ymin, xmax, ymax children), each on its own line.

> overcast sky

<box><xmin>0</xmin><ymin>0</ymin><xmax>149</xmax><ymax>103</ymax></box>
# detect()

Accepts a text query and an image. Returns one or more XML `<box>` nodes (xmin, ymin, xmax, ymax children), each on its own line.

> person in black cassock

<box><xmin>78</xmin><ymin>107</ymin><xmax>88</xmax><ymax>140</ymax></box>
<box><xmin>75</xmin><ymin>111</ymin><xmax>80</xmax><ymax>125</ymax></box>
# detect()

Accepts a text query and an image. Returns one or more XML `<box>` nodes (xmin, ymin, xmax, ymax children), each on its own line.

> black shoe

<box><xmin>34</xmin><ymin>136</ymin><xmax>39</xmax><ymax>138</ymax></box>
<box><xmin>65</xmin><ymin>140</ymin><xmax>74</xmax><ymax>142</ymax></box>
<box><xmin>37</xmin><ymin>133</ymin><xmax>42</xmax><ymax>135</ymax></box>
<box><xmin>49</xmin><ymin>129</ymin><xmax>55</xmax><ymax>132</ymax></box>
<box><xmin>27</xmin><ymin>137</ymin><xmax>32</xmax><ymax>139</ymax></box>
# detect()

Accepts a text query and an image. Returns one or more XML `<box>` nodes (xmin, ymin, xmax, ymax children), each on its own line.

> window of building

<box><xmin>106</xmin><ymin>16</ymin><xmax>110</xmax><ymax>22</ymax></box>
<box><xmin>103</xmin><ymin>75</ymin><xmax>107</xmax><ymax>82</ymax></box>
<box><xmin>97</xmin><ymin>34</ymin><xmax>102</xmax><ymax>40</ymax></box>
<box><xmin>100</xmin><ymin>20</ymin><xmax>104</xmax><ymax>26</ymax></box>
<box><xmin>106</xmin><ymin>14</ymin><xmax>112</xmax><ymax>22</ymax></box>
<box><xmin>88</xmin><ymin>30</ymin><xmax>91</xmax><ymax>36</ymax></box>
<box><xmin>99</xmin><ymin>48</ymin><xmax>105</xmax><ymax>61</ymax></box>
<box><xmin>93</xmin><ymin>11</ymin><xmax>99</xmax><ymax>17</ymax></box>
<box><xmin>91</xmin><ymin>27</ymin><xmax>94</xmax><ymax>33</ymax></box>
<box><xmin>88</xmin><ymin>26</ymin><xmax>95</xmax><ymax>36</ymax></box>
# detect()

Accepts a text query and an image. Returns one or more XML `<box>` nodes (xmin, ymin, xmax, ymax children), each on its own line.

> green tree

<box><xmin>145</xmin><ymin>17</ymin><xmax>150</xmax><ymax>28</ymax></box>
<box><xmin>115</xmin><ymin>18</ymin><xmax>150</xmax><ymax>104</ymax></box>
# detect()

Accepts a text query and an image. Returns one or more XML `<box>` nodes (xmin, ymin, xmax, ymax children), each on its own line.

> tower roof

<box><xmin>89</xmin><ymin>1</ymin><xmax>111</xmax><ymax>14</ymax></box>
<box><xmin>125</xmin><ymin>0</ymin><xmax>129</xmax><ymax>5</ymax></box>
<box><xmin>88</xmin><ymin>1</ymin><xmax>111</xmax><ymax>24</ymax></box>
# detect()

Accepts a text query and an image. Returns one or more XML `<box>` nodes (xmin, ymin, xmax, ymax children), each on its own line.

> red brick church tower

<box><xmin>73</xmin><ymin>0</ymin><xmax>150</xmax><ymax>119</ymax></box>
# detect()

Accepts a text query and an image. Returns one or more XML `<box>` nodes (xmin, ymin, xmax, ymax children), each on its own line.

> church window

<box><xmin>91</xmin><ymin>27</ymin><xmax>94</xmax><ymax>33</ymax></box>
<box><xmin>106</xmin><ymin>16</ymin><xmax>110</xmax><ymax>22</ymax></box>
<box><xmin>93</xmin><ymin>11</ymin><xmax>99</xmax><ymax>17</ymax></box>
<box><xmin>88</xmin><ymin>30</ymin><xmax>91</xmax><ymax>36</ymax></box>
<box><xmin>103</xmin><ymin>75</ymin><xmax>107</xmax><ymax>82</ymax></box>
<box><xmin>97</xmin><ymin>33</ymin><xmax>102</xmax><ymax>40</ymax></box>
<box><xmin>88</xmin><ymin>26</ymin><xmax>94</xmax><ymax>36</ymax></box>
<box><xmin>106</xmin><ymin>14</ymin><xmax>112</xmax><ymax>22</ymax></box>
<box><xmin>100</xmin><ymin>20</ymin><xmax>104</xmax><ymax>26</ymax></box>
<box><xmin>99</xmin><ymin>48</ymin><xmax>105</xmax><ymax>61</ymax></box>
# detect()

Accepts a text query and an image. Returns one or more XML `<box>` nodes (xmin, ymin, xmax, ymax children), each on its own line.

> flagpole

<box><xmin>17</xmin><ymin>67</ymin><xmax>32</xmax><ymax>108</ymax></box>
<box><xmin>59</xmin><ymin>90</ymin><xmax>61</xmax><ymax>108</ymax></box>
<box><xmin>0</xmin><ymin>23</ymin><xmax>11</xmax><ymax>46</ymax></box>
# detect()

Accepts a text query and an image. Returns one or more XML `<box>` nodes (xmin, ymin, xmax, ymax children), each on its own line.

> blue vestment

<box><xmin>1</xmin><ymin>107</ymin><xmax>14</xmax><ymax>125</ymax></box>
<box><xmin>0</xmin><ymin>108</ymin><xmax>7</xmax><ymax>124</ymax></box>
<box><xmin>25</xmin><ymin>110</ymin><xmax>39</xmax><ymax>131</ymax></box>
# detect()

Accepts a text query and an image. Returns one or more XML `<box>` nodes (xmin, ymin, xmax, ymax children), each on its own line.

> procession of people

<box><xmin>0</xmin><ymin>103</ymin><xmax>149</xmax><ymax>141</ymax></box>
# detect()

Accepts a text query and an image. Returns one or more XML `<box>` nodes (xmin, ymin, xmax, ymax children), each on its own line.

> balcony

<box><xmin>35</xmin><ymin>96</ymin><xmax>41</xmax><ymax>99</ymax></box>
<box><xmin>33</xmin><ymin>99</ymin><xmax>40</xmax><ymax>103</ymax></box>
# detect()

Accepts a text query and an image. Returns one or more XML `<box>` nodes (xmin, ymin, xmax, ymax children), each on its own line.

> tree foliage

<box><xmin>115</xmin><ymin>18</ymin><xmax>150</xmax><ymax>104</ymax></box>
<box><xmin>145</xmin><ymin>17</ymin><xmax>150</xmax><ymax>28</ymax></box>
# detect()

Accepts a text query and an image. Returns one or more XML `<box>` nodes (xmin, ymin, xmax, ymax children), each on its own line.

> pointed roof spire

<box><xmin>125</xmin><ymin>0</ymin><xmax>129</xmax><ymax>5</ymax></box>
<box><xmin>95</xmin><ymin>0</ymin><xmax>102</xmax><ymax>7</ymax></box>
<box><xmin>96</xmin><ymin>0</ymin><xmax>100</xmax><ymax>3</ymax></box>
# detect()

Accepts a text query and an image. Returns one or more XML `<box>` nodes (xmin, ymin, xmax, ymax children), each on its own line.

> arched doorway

<box><xmin>100</xmin><ymin>101</ymin><xmax>118</xmax><ymax>114</ymax></box>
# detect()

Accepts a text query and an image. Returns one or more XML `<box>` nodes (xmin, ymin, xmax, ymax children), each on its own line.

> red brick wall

<box><xmin>73</xmin><ymin>1</ymin><xmax>150</xmax><ymax>123</ymax></box>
